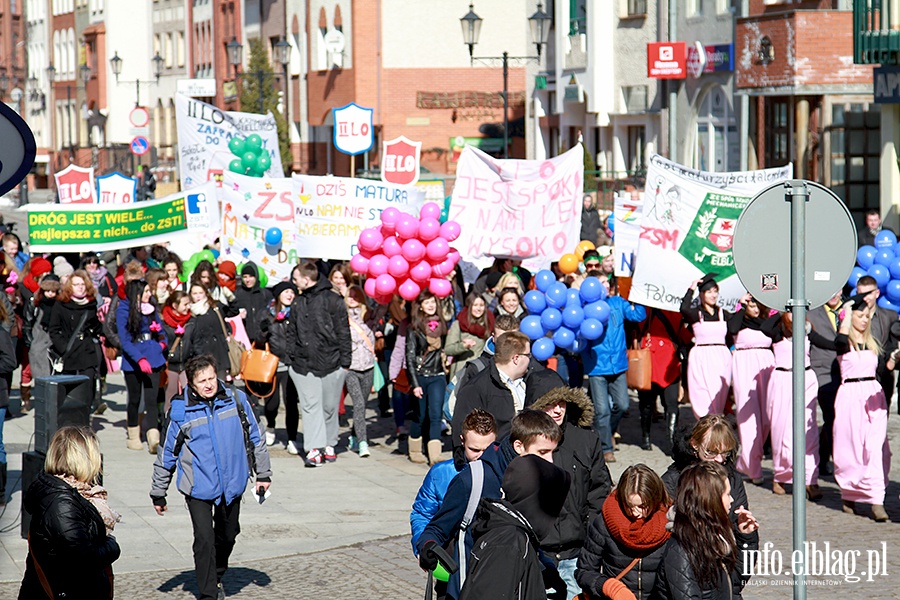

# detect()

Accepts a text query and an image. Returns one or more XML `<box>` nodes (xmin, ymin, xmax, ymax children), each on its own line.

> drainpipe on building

<box><xmin>668</xmin><ymin>0</ymin><xmax>677</xmax><ymax>161</ymax></box>
<box><xmin>737</xmin><ymin>0</ymin><xmax>749</xmax><ymax>171</ymax></box>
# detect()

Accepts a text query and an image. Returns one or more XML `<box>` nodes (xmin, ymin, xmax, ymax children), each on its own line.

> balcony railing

<box><xmin>854</xmin><ymin>0</ymin><xmax>900</xmax><ymax>64</ymax></box>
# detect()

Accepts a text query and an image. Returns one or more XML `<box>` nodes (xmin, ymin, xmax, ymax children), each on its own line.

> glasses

<box><xmin>517</xmin><ymin>352</ymin><xmax>531</xmax><ymax>359</ymax></box>
<box><xmin>584</xmin><ymin>262</ymin><xmax>600</xmax><ymax>269</ymax></box>
<box><xmin>698</xmin><ymin>446</ymin><xmax>733</xmax><ymax>461</ymax></box>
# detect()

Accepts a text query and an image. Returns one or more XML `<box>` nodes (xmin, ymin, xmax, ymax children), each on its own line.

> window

<box><xmin>687</xmin><ymin>0</ymin><xmax>702</xmax><ymax>16</ymax></box>
<box><xmin>830</xmin><ymin>102</ymin><xmax>881</xmax><ymax>225</ymax></box>
<box><xmin>764</xmin><ymin>98</ymin><xmax>790</xmax><ymax>166</ymax></box>
<box><xmin>696</xmin><ymin>85</ymin><xmax>738</xmax><ymax>172</ymax></box>
<box><xmin>627</xmin><ymin>0</ymin><xmax>647</xmax><ymax>16</ymax></box>
<box><xmin>165</xmin><ymin>32</ymin><xmax>173</xmax><ymax>68</ymax></box>
<box><xmin>623</xmin><ymin>85</ymin><xmax>647</xmax><ymax>113</ymax></box>
<box><xmin>569</xmin><ymin>0</ymin><xmax>586</xmax><ymax>34</ymax></box>
<box><xmin>627</xmin><ymin>126</ymin><xmax>646</xmax><ymax>172</ymax></box>
<box><xmin>177</xmin><ymin>31</ymin><xmax>185</xmax><ymax>67</ymax></box>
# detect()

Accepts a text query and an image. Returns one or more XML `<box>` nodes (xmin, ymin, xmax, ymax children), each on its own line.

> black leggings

<box><xmin>124</xmin><ymin>369</ymin><xmax>161</xmax><ymax>429</ymax></box>
<box><xmin>263</xmin><ymin>370</ymin><xmax>299</xmax><ymax>440</ymax></box>
<box><xmin>638</xmin><ymin>381</ymin><xmax>680</xmax><ymax>419</ymax></box>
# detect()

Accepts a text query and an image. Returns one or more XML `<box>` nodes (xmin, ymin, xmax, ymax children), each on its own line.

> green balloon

<box><xmin>200</xmin><ymin>250</ymin><xmax>216</xmax><ymax>264</ymax></box>
<box><xmin>258</xmin><ymin>269</ymin><xmax>269</xmax><ymax>288</ymax></box>
<box><xmin>228</xmin><ymin>136</ymin><xmax>245</xmax><ymax>157</ymax></box>
<box><xmin>241</xmin><ymin>151</ymin><xmax>257</xmax><ymax>170</ymax></box>
<box><xmin>228</xmin><ymin>159</ymin><xmax>244</xmax><ymax>174</ymax></box>
<box><xmin>439</xmin><ymin>208</ymin><xmax>449</xmax><ymax>223</ymax></box>
<box><xmin>245</xmin><ymin>134</ymin><xmax>264</xmax><ymax>154</ymax></box>
<box><xmin>256</xmin><ymin>152</ymin><xmax>272</xmax><ymax>172</ymax></box>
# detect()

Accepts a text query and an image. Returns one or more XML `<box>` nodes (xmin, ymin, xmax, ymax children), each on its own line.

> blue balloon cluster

<box><xmin>851</xmin><ymin>229</ymin><xmax>900</xmax><ymax>312</ymax></box>
<box><xmin>520</xmin><ymin>271</ymin><xmax>611</xmax><ymax>361</ymax></box>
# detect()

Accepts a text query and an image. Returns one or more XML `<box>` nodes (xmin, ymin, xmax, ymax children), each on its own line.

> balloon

<box><xmin>263</xmin><ymin>227</ymin><xmax>282</xmax><ymax>247</ymax></box>
<box><xmin>532</xmin><ymin>337</ymin><xmax>556</xmax><ymax>361</ymax></box>
<box><xmin>848</xmin><ymin>265</ymin><xmax>866</xmax><ymax>288</ymax></box>
<box><xmin>447</xmin><ymin>249</ymin><xmax>461</xmax><ymax>266</ymax></box>
<box><xmin>228</xmin><ymin>159</ymin><xmax>244</xmax><ymax>174</ymax></box>
<box><xmin>258</xmin><ymin>269</ymin><xmax>268</xmax><ymax>288</ymax></box>
<box><xmin>439</xmin><ymin>221</ymin><xmax>461</xmax><ymax>242</ymax></box>
<box><xmin>574</xmin><ymin>240</ymin><xmax>596</xmax><ymax>261</ymax></box>
<box><xmin>887</xmin><ymin>280</ymin><xmax>900</xmax><ymax>303</ymax></box>
<box><xmin>228</xmin><ymin>137</ymin><xmax>245</xmax><ymax>156</ymax></box>
<box><xmin>876</xmin><ymin>229</ymin><xmax>898</xmax><ymax>249</ymax></box>
<box><xmin>382</xmin><ymin>236</ymin><xmax>403</xmax><ymax>258</ymax></box>
<box><xmin>562</xmin><ymin>305</ymin><xmax>585</xmax><ymax>329</ymax></box>
<box><xmin>523</xmin><ymin>290</ymin><xmax>547</xmax><ymax>314</ymax></box>
<box><xmin>255</xmin><ymin>152</ymin><xmax>272</xmax><ymax>173</ymax></box>
<box><xmin>375</xmin><ymin>274</ymin><xmax>397</xmax><ymax>295</ymax></box>
<box><xmin>396</xmin><ymin>215</ymin><xmax>419</xmax><ymax>239</ymax></box>
<box><xmin>566</xmin><ymin>288</ymin><xmax>582</xmax><ymax>306</ymax></box>
<box><xmin>558</xmin><ymin>253</ymin><xmax>579</xmax><ymax>275</ymax></box>
<box><xmin>374</xmin><ymin>293</ymin><xmax>393</xmax><ymax>306</ymax></box>
<box><xmin>579</xmin><ymin>277</ymin><xmax>604</xmax><ymax>303</ymax></box>
<box><xmin>540</xmin><ymin>307</ymin><xmax>562</xmax><ymax>331</ymax></box>
<box><xmin>429</xmin><ymin>278</ymin><xmax>452</xmax><ymax>298</ymax></box>
<box><xmin>388</xmin><ymin>255</ymin><xmax>410</xmax><ymax>279</ymax></box>
<box><xmin>420</xmin><ymin>202</ymin><xmax>443</xmax><ymax>220</ymax></box>
<box><xmin>580</xmin><ymin>318</ymin><xmax>604</xmax><ymax>340</ymax></box>
<box><xmin>398</xmin><ymin>279</ymin><xmax>422</xmax><ymax>301</ymax></box>
<box><xmin>875</xmin><ymin>248</ymin><xmax>895</xmax><ymax>267</ymax></box>
<box><xmin>857</xmin><ymin>245</ymin><xmax>878</xmax><ymax>269</ymax></box>
<box><xmin>607</xmin><ymin>214</ymin><xmax>615</xmax><ymax>232</ymax></box>
<box><xmin>401</xmin><ymin>239</ymin><xmax>427</xmax><ymax>263</ymax></box>
<box><xmin>349</xmin><ymin>253</ymin><xmax>370</xmax><ymax>274</ymax></box>
<box><xmin>584</xmin><ymin>300</ymin><xmax>611</xmax><ymax>324</ymax></box>
<box><xmin>879</xmin><ymin>296</ymin><xmax>900</xmax><ymax>312</ymax></box>
<box><xmin>545</xmin><ymin>282</ymin><xmax>568</xmax><ymax>308</ymax></box>
<box><xmin>367</xmin><ymin>254</ymin><xmax>390</xmax><ymax>278</ymax></box>
<box><xmin>410</xmin><ymin>261</ymin><xmax>432</xmax><ymax>283</ymax></box>
<box><xmin>363</xmin><ymin>278</ymin><xmax>377</xmax><ymax>298</ymax></box>
<box><xmin>380</xmin><ymin>207</ymin><xmax>401</xmax><ymax>234</ymax></box>
<box><xmin>432</xmin><ymin>259</ymin><xmax>456</xmax><ymax>278</ymax></box>
<box><xmin>241</xmin><ymin>151</ymin><xmax>258</xmax><ymax>170</ymax></box>
<box><xmin>571</xmin><ymin>337</ymin><xmax>587</xmax><ymax>354</ymax></box>
<box><xmin>426</xmin><ymin>238</ymin><xmax>450</xmax><ymax>262</ymax></box>
<box><xmin>439</xmin><ymin>208</ymin><xmax>449</xmax><ymax>223</ymax></box>
<box><xmin>553</xmin><ymin>327</ymin><xmax>576</xmax><ymax>350</ymax></box>
<box><xmin>417</xmin><ymin>218</ymin><xmax>441</xmax><ymax>242</ymax></box>
<box><xmin>534</xmin><ymin>270</ymin><xmax>556</xmax><ymax>293</ymax></box>
<box><xmin>520</xmin><ymin>315</ymin><xmax>545</xmax><ymax>340</ymax></box>
<box><xmin>245</xmin><ymin>133</ymin><xmax>263</xmax><ymax>153</ymax></box>
<box><xmin>868</xmin><ymin>263</ymin><xmax>891</xmax><ymax>288</ymax></box>
<box><xmin>890</xmin><ymin>260</ymin><xmax>900</xmax><ymax>281</ymax></box>
<box><xmin>357</xmin><ymin>227</ymin><xmax>384</xmax><ymax>253</ymax></box>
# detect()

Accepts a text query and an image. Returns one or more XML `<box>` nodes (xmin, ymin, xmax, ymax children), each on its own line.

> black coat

<box><xmin>286</xmin><ymin>277</ymin><xmax>351</xmax><ymax>376</ymax></box>
<box><xmin>19</xmin><ymin>472</ymin><xmax>120</xmax><ymax>600</ymax></box>
<box><xmin>650</xmin><ymin>536</ymin><xmax>755</xmax><ymax>600</ymax></box>
<box><xmin>162</xmin><ymin>319</ymin><xmax>190</xmax><ymax>373</ymax></box>
<box><xmin>459</xmin><ymin>498</ymin><xmax>547</xmax><ymax>600</ymax></box>
<box><xmin>233</xmin><ymin>262</ymin><xmax>272</xmax><ymax>343</ymax></box>
<box><xmin>258</xmin><ymin>306</ymin><xmax>293</xmax><ymax>365</ymax></box>
<box><xmin>48</xmin><ymin>299</ymin><xmax>102</xmax><ymax>372</ymax></box>
<box><xmin>581</xmin><ymin>207</ymin><xmax>603</xmax><ymax>244</ymax></box>
<box><xmin>182</xmin><ymin>306</ymin><xmax>231</xmax><ymax>373</ymax></box>
<box><xmin>405</xmin><ymin>328</ymin><xmax>445</xmax><ymax>388</ymax></box>
<box><xmin>0</xmin><ymin>327</ymin><xmax>16</xmax><ymax>409</ymax></box>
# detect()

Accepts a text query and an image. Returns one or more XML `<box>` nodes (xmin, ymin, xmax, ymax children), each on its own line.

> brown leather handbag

<box><xmin>626</xmin><ymin>338</ymin><xmax>652</xmax><ymax>391</ymax></box>
<box><xmin>240</xmin><ymin>343</ymin><xmax>279</xmax><ymax>398</ymax></box>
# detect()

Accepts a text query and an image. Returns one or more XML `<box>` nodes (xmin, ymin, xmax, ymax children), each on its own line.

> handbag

<box><xmin>394</xmin><ymin>368</ymin><xmax>412</xmax><ymax>394</ymax></box>
<box><xmin>215</xmin><ymin>308</ymin><xmax>245</xmax><ymax>375</ymax></box>
<box><xmin>626</xmin><ymin>338</ymin><xmax>652</xmax><ymax>391</ymax></box>
<box><xmin>50</xmin><ymin>312</ymin><xmax>89</xmax><ymax>373</ymax></box>
<box><xmin>372</xmin><ymin>364</ymin><xmax>386</xmax><ymax>393</ymax></box>
<box><xmin>240</xmin><ymin>343</ymin><xmax>279</xmax><ymax>399</ymax></box>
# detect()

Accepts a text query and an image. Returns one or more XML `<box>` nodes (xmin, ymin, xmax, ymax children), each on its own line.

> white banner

<box><xmin>613</xmin><ymin>192</ymin><xmax>644</xmax><ymax>277</ymax></box>
<box><xmin>220</xmin><ymin>172</ymin><xmax>298</xmax><ymax>281</ymax></box>
<box><xmin>449</xmin><ymin>144</ymin><xmax>583</xmax><ymax>272</ymax></box>
<box><xmin>629</xmin><ymin>154</ymin><xmax>792</xmax><ymax>311</ymax></box>
<box><xmin>96</xmin><ymin>172</ymin><xmax>136</xmax><ymax>204</ymax></box>
<box><xmin>175</xmin><ymin>93</ymin><xmax>284</xmax><ymax>190</ymax></box>
<box><xmin>291</xmin><ymin>175</ymin><xmax>424</xmax><ymax>260</ymax></box>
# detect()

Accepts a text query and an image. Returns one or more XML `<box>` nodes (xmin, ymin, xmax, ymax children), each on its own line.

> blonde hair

<box><xmin>849</xmin><ymin>309</ymin><xmax>881</xmax><ymax>355</ymax></box>
<box><xmin>496</xmin><ymin>272</ymin><xmax>524</xmax><ymax>296</ymax></box>
<box><xmin>44</xmin><ymin>426</ymin><xmax>102</xmax><ymax>484</ymax></box>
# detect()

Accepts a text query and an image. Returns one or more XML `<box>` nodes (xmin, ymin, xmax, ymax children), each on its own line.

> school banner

<box><xmin>96</xmin><ymin>171</ymin><xmax>136</xmax><ymax>204</ymax></box>
<box><xmin>291</xmin><ymin>174</ymin><xmax>424</xmax><ymax>260</ymax></box>
<box><xmin>220</xmin><ymin>172</ymin><xmax>298</xmax><ymax>281</ymax></box>
<box><xmin>613</xmin><ymin>192</ymin><xmax>644</xmax><ymax>277</ymax></box>
<box><xmin>26</xmin><ymin>182</ymin><xmax>219</xmax><ymax>252</ymax></box>
<box><xmin>175</xmin><ymin>94</ymin><xmax>284</xmax><ymax>190</ymax></box>
<box><xmin>449</xmin><ymin>144</ymin><xmax>583</xmax><ymax>272</ymax></box>
<box><xmin>629</xmin><ymin>154</ymin><xmax>792</xmax><ymax>311</ymax></box>
<box><xmin>54</xmin><ymin>164</ymin><xmax>96</xmax><ymax>204</ymax></box>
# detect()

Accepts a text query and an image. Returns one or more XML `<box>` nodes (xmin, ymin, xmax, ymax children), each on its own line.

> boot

<box><xmin>20</xmin><ymin>385</ymin><xmax>30</xmax><ymax>413</ymax></box>
<box><xmin>146</xmin><ymin>429</ymin><xmax>160</xmax><ymax>454</ymax></box>
<box><xmin>872</xmin><ymin>504</ymin><xmax>889</xmax><ymax>522</ymax></box>
<box><xmin>0</xmin><ymin>462</ymin><xmax>6</xmax><ymax>506</ymax></box>
<box><xmin>408</xmin><ymin>437</ymin><xmax>427</xmax><ymax>464</ymax></box>
<box><xmin>842</xmin><ymin>500</ymin><xmax>856</xmax><ymax>515</ymax></box>
<box><xmin>427</xmin><ymin>440</ymin><xmax>444</xmax><ymax>465</ymax></box>
<box><xmin>805</xmin><ymin>485</ymin><xmax>822</xmax><ymax>501</ymax></box>
<box><xmin>126</xmin><ymin>426</ymin><xmax>143</xmax><ymax>451</ymax></box>
<box><xmin>666</xmin><ymin>412</ymin><xmax>678</xmax><ymax>451</ymax></box>
<box><xmin>772</xmin><ymin>481</ymin><xmax>786</xmax><ymax>495</ymax></box>
<box><xmin>640</xmin><ymin>412</ymin><xmax>652</xmax><ymax>451</ymax></box>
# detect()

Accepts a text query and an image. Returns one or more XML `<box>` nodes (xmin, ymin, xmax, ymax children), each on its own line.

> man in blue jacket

<box><xmin>581</xmin><ymin>276</ymin><xmax>646</xmax><ymax>462</ymax></box>
<box><xmin>150</xmin><ymin>355</ymin><xmax>272</xmax><ymax>600</ymax></box>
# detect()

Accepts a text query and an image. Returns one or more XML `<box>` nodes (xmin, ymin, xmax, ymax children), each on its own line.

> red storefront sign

<box><xmin>647</xmin><ymin>42</ymin><xmax>687</xmax><ymax>79</ymax></box>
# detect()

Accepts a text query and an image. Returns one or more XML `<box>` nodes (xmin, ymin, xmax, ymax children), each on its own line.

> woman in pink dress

<box><xmin>727</xmin><ymin>294</ymin><xmax>774</xmax><ymax>485</ymax></box>
<box><xmin>833</xmin><ymin>295</ymin><xmax>891</xmax><ymax>522</ymax></box>
<box><xmin>761</xmin><ymin>312</ymin><xmax>831</xmax><ymax>500</ymax></box>
<box><xmin>680</xmin><ymin>273</ymin><xmax>732</xmax><ymax>419</ymax></box>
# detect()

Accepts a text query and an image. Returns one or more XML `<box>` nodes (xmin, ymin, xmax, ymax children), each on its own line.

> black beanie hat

<box><xmin>501</xmin><ymin>454</ymin><xmax>571</xmax><ymax>541</ymax></box>
<box><xmin>272</xmin><ymin>281</ymin><xmax>298</xmax><ymax>299</ymax></box>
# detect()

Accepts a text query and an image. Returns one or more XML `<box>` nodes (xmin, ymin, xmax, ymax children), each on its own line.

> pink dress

<box><xmin>766</xmin><ymin>338</ymin><xmax>819</xmax><ymax>485</ymax></box>
<box><xmin>833</xmin><ymin>348</ymin><xmax>890</xmax><ymax>505</ymax></box>
<box><xmin>732</xmin><ymin>328</ymin><xmax>774</xmax><ymax>480</ymax></box>
<box><xmin>687</xmin><ymin>313</ymin><xmax>732</xmax><ymax>418</ymax></box>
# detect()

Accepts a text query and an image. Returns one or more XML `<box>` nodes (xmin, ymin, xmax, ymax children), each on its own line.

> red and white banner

<box><xmin>381</xmin><ymin>136</ymin><xmax>421</xmax><ymax>186</ymax></box>
<box><xmin>647</xmin><ymin>42</ymin><xmax>687</xmax><ymax>79</ymax></box>
<box><xmin>54</xmin><ymin>165</ymin><xmax>96</xmax><ymax>204</ymax></box>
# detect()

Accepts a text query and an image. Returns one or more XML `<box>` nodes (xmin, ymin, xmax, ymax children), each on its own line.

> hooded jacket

<box><xmin>527</xmin><ymin>388</ymin><xmax>612</xmax><ymax>560</ymax></box>
<box><xmin>286</xmin><ymin>276</ymin><xmax>352</xmax><ymax>376</ymax></box>
<box><xmin>233</xmin><ymin>261</ymin><xmax>272</xmax><ymax>343</ymax></box>
<box><xmin>582</xmin><ymin>296</ymin><xmax>647</xmax><ymax>376</ymax></box>
<box><xmin>19</xmin><ymin>472</ymin><xmax>120</xmax><ymax>600</ymax></box>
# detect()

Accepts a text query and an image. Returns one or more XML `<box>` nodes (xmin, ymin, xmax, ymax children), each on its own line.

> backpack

<box><xmin>455</xmin><ymin>460</ymin><xmax>484</xmax><ymax>589</ymax></box>
<box><xmin>446</xmin><ymin>355</ymin><xmax>490</xmax><ymax>419</ymax></box>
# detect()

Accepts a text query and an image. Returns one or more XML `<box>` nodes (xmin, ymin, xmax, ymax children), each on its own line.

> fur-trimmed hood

<box><xmin>527</xmin><ymin>386</ymin><xmax>594</xmax><ymax>428</ymax></box>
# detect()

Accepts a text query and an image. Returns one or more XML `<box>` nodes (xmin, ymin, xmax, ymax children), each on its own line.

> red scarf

<box><xmin>457</xmin><ymin>307</ymin><xmax>493</xmax><ymax>339</ymax></box>
<box><xmin>601</xmin><ymin>495</ymin><xmax>671</xmax><ymax>551</ymax></box>
<box><xmin>162</xmin><ymin>305</ymin><xmax>191</xmax><ymax>328</ymax></box>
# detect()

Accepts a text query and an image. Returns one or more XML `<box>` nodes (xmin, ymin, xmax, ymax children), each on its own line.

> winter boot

<box><xmin>640</xmin><ymin>412</ymin><xmax>652</xmax><ymax>451</ymax></box>
<box><xmin>872</xmin><ymin>504</ymin><xmax>889</xmax><ymax>522</ymax></box>
<box><xmin>126</xmin><ymin>426</ymin><xmax>143</xmax><ymax>451</ymax></box>
<box><xmin>0</xmin><ymin>462</ymin><xmax>6</xmax><ymax>506</ymax></box>
<box><xmin>146</xmin><ymin>429</ymin><xmax>160</xmax><ymax>454</ymax></box>
<box><xmin>666</xmin><ymin>412</ymin><xmax>678</xmax><ymax>454</ymax></box>
<box><xmin>427</xmin><ymin>439</ymin><xmax>444</xmax><ymax>465</ymax></box>
<box><xmin>408</xmin><ymin>437</ymin><xmax>427</xmax><ymax>464</ymax></box>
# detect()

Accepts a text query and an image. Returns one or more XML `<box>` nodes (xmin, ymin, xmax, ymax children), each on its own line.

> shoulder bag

<box><xmin>240</xmin><ymin>342</ymin><xmax>279</xmax><ymax>398</ymax></box>
<box><xmin>626</xmin><ymin>337</ymin><xmax>652</xmax><ymax>391</ymax></box>
<box><xmin>214</xmin><ymin>308</ymin><xmax>245</xmax><ymax>376</ymax></box>
<box><xmin>50</xmin><ymin>311</ymin><xmax>89</xmax><ymax>373</ymax></box>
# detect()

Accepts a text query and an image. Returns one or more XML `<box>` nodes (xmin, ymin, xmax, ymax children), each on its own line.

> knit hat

<box><xmin>501</xmin><ymin>454</ymin><xmax>571</xmax><ymax>541</ymax></box>
<box><xmin>241</xmin><ymin>262</ymin><xmax>258</xmax><ymax>278</ymax></box>
<box><xmin>31</xmin><ymin>257</ymin><xmax>52</xmax><ymax>278</ymax></box>
<box><xmin>218</xmin><ymin>261</ymin><xmax>237</xmax><ymax>279</ymax></box>
<box><xmin>271</xmin><ymin>281</ymin><xmax>298</xmax><ymax>300</ymax></box>
<box><xmin>53</xmin><ymin>256</ymin><xmax>74</xmax><ymax>279</ymax></box>
<box><xmin>485</xmin><ymin>271</ymin><xmax>503</xmax><ymax>290</ymax></box>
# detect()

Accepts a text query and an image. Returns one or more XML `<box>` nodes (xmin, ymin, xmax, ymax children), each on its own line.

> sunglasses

<box><xmin>584</xmin><ymin>262</ymin><xmax>600</xmax><ymax>269</ymax></box>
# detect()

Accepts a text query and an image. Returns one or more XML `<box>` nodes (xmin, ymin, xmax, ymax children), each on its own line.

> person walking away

<box><xmin>636</xmin><ymin>309</ymin><xmax>683</xmax><ymax>453</ymax></box>
<box><xmin>345</xmin><ymin>284</ymin><xmax>376</xmax><ymax>457</ymax></box>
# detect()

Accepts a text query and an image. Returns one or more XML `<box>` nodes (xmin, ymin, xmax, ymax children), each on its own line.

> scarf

<box><xmin>457</xmin><ymin>307</ymin><xmax>493</xmax><ymax>339</ymax></box>
<box><xmin>87</xmin><ymin>266</ymin><xmax>107</xmax><ymax>289</ymax></box>
<box><xmin>163</xmin><ymin>304</ymin><xmax>191</xmax><ymax>328</ymax></box>
<box><xmin>141</xmin><ymin>302</ymin><xmax>155</xmax><ymax>315</ymax></box>
<box><xmin>426</xmin><ymin>318</ymin><xmax>442</xmax><ymax>353</ymax></box>
<box><xmin>56</xmin><ymin>474</ymin><xmax>121</xmax><ymax>534</ymax></box>
<box><xmin>268</xmin><ymin>300</ymin><xmax>291</xmax><ymax>320</ymax></box>
<box><xmin>190</xmin><ymin>298</ymin><xmax>210</xmax><ymax>316</ymax></box>
<box><xmin>70</xmin><ymin>294</ymin><xmax>89</xmax><ymax>305</ymax></box>
<box><xmin>601</xmin><ymin>495</ymin><xmax>671</xmax><ymax>552</ymax></box>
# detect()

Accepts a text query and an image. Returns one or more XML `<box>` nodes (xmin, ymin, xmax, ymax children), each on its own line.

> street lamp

<box><xmin>273</xmin><ymin>36</ymin><xmax>291</xmax><ymax>157</ymax></box>
<box><xmin>460</xmin><ymin>2</ymin><xmax>551</xmax><ymax>159</ymax></box>
<box><xmin>227</xmin><ymin>37</ymin><xmax>286</xmax><ymax>115</ymax></box>
<box><xmin>110</xmin><ymin>51</ymin><xmax>163</xmax><ymax>106</ymax></box>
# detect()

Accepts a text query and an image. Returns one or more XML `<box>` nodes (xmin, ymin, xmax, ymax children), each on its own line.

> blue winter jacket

<box><xmin>150</xmin><ymin>383</ymin><xmax>272</xmax><ymax>505</ymax></box>
<box><xmin>410</xmin><ymin>459</ymin><xmax>459</xmax><ymax>554</ymax></box>
<box><xmin>581</xmin><ymin>296</ymin><xmax>646</xmax><ymax>376</ymax></box>
<box><xmin>116</xmin><ymin>297</ymin><xmax>167</xmax><ymax>372</ymax></box>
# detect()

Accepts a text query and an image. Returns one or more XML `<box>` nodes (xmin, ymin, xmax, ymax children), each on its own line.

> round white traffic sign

<box><xmin>129</xmin><ymin>106</ymin><xmax>150</xmax><ymax>128</ymax></box>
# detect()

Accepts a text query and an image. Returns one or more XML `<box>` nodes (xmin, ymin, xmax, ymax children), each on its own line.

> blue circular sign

<box><xmin>131</xmin><ymin>136</ymin><xmax>150</xmax><ymax>156</ymax></box>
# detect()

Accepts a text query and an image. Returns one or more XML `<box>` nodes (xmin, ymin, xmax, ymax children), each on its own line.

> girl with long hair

<box><xmin>444</xmin><ymin>294</ymin><xmax>494</xmax><ymax>379</ymax></box>
<box><xmin>387</xmin><ymin>296</ymin><xmax>411</xmax><ymax>435</ymax></box>
<box><xmin>494</xmin><ymin>288</ymin><xmax>525</xmax><ymax>320</ymax></box>
<box><xmin>576</xmin><ymin>465</ymin><xmax>671</xmax><ymax>600</ymax></box>
<box><xmin>833</xmin><ymin>295</ymin><xmax>891</xmax><ymax>521</ymax></box>
<box><xmin>144</xmin><ymin>267</ymin><xmax>169</xmax><ymax>305</ymax></box>
<box><xmin>191</xmin><ymin>259</ymin><xmax>238</xmax><ymax>317</ymax></box>
<box><xmin>160</xmin><ymin>290</ymin><xmax>192</xmax><ymax>412</ymax></box>
<box><xmin>162</xmin><ymin>252</ymin><xmax>185</xmax><ymax>294</ymax></box>
<box><xmin>344</xmin><ymin>285</ymin><xmax>376</xmax><ymax>457</ymax></box>
<box><xmin>651</xmin><ymin>461</ymin><xmax>759</xmax><ymax>599</ymax></box>
<box><xmin>182</xmin><ymin>283</ymin><xmax>231</xmax><ymax>379</ymax></box>
<box><xmin>116</xmin><ymin>279</ymin><xmax>167</xmax><ymax>453</ymax></box>
<box><xmin>405</xmin><ymin>290</ymin><xmax>448</xmax><ymax>464</ymax></box>
<box><xmin>80</xmin><ymin>255</ymin><xmax>116</xmax><ymax>300</ymax></box>
<box><xmin>329</xmin><ymin>264</ymin><xmax>351</xmax><ymax>297</ymax></box>
<box><xmin>28</xmin><ymin>277</ymin><xmax>60</xmax><ymax>382</ymax></box>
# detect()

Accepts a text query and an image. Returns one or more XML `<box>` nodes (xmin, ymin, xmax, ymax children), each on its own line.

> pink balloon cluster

<box><xmin>350</xmin><ymin>202</ymin><xmax>462</xmax><ymax>304</ymax></box>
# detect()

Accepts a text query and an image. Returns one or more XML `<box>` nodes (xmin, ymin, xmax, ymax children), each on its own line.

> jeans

<box><xmin>410</xmin><ymin>374</ymin><xmax>445</xmax><ymax>442</ymax></box>
<box><xmin>392</xmin><ymin>389</ymin><xmax>410</xmax><ymax>430</ymax></box>
<box><xmin>0</xmin><ymin>407</ymin><xmax>6</xmax><ymax>464</ymax></box>
<box><xmin>556</xmin><ymin>557</ymin><xmax>581</xmax><ymax>600</ymax></box>
<box><xmin>588</xmin><ymin>371</ymin><xmax>629</xmax><ymax>453</ymax></box>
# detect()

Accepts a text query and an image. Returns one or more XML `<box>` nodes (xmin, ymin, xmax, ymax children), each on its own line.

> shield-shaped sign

<box><xmin>381</xmin><ymin>136</ymin><xmax>422</xmax><ymax>186</ymax></box>
<box><xmin>54</xmin><ymin>165</ymin><xmax>96</xmax><ymax>204</ymax></box>
<box><xmin>333</xmin><ymin>102</ymin><xmax>374</xmax><ymax>156</ymax></box>
<box><xmin>0</xmin><ymin>102</ymin><xmax>35</xmax><ymax>198</ymax></box>
<box><xmin>96</xmin><ymin>171</ymin><xmax>137</xmax><ymax>204</ymax></box>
